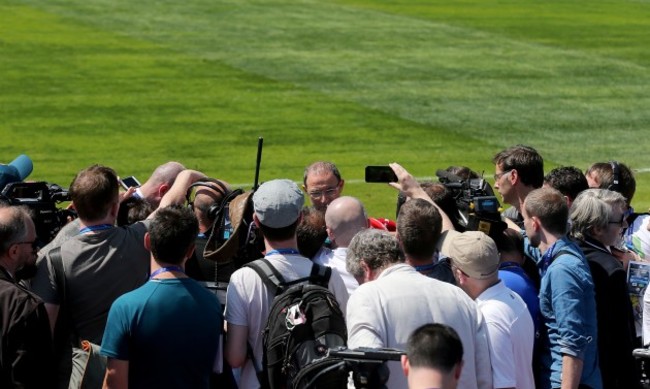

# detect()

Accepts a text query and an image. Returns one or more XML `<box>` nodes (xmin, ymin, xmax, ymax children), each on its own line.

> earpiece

<box><xmin>608</xmin><ymin>161</ymin><xmax>620</xmax><ymax>192</ymax></box>
<box><xmin>185</xmin><ymin>179</ymin><xmax>230</xmax><ymax>219</ymax></box>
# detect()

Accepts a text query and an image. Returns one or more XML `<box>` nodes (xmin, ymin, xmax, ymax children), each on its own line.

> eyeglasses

<box><xmin>307</xmin><ymin>187</ymin><xmax>339</xmax><ymax>199</ymax></box>
<box><xmin>14</xmin><ymin>240</ymin><xmax>39</xmax><ymax>251</ymax></box>
<box><xmin>493</xmin><ymin>170</ymin><xmax>513</xmax><ymax>182</ymax></box>
<box><xmin>608</xmin><ymin>214</ymin><xmax>626</xmax><ymax>226</ymax></box>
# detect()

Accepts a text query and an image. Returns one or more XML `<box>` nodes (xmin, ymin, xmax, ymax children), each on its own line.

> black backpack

<box><xmin>246</xmin><ymin>258</ymin><xmax>348</xmax><ymax>389</ymax></box>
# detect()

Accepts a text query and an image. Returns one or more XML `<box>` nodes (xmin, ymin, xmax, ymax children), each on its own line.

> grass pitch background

<box><xmin>1</xmin><ymin>0</ymin><xmax>649</xmax><ymax>218</ymax></box>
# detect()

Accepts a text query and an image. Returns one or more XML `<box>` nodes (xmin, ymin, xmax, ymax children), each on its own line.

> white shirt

<box><xmin>476</xmin><ymin>280</ymin><xmax>535</xmax><ymax>389</ymax></box>
<box><xmin>347</xmin><ymin>263</ymin><xmax>493</xmax><ymax>389</ymax></box>
<box><xmin>314</xmin><ymin>246</ymin><xmax>359</xmax><ymax>295</ymax></box>
<box><xmin>225</xmin><ymin>253</ymin><xmax>349</xmax><ymax>389</ymax></box>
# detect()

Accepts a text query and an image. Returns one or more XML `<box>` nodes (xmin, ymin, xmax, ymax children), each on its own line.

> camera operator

<box><xmin>37</xmin><ymin>161</ymin><xmax>185</xmax><ymax>256</ymax></box>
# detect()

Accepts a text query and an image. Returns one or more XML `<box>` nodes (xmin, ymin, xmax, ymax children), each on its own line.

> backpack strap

<box><xmin>50</xmin><ymin>247</ymin><xmax>66</xmax><ymax>306</ymax></box>
<box><xmin>308</xmin><ymin>262</ymin><xmax>332</xmax><ymax>288</ymax></box>
<box><xmin>551</xmin><ymin>249</ymin><xmax>574</xmax><ymax>262</ymax></box>
<box><xmin>245</xmin><ymin>258</ymin><xmax>286</xmax><ymax>295</ymax></box>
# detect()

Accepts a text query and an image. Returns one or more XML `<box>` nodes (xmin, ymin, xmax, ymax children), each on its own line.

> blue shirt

<box><xmin>535</xmin><ymin>237</ymin><xmax>602</xmax><ymax>389</ymax></box>
<box><xmin>101</xmin><ymin>278</ymin><xmax>222</xmax><ymax>388</ymax></box>
<box><xmin>498</xmin><ymin>264</ymin><xmax>540</xmax><ymax>333</ymax></box>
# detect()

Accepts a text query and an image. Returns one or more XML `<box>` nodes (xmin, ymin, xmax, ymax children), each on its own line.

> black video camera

<box><xmin>435</xmin><ymin>170</ymin><xmax>507</xmax><ymax>241</ymax></box>
<box><xmin>0</xmin><ymin>181</ymin><xmax>76</xmax><ymax>245</ymax></box>
<box><xmin>327</xmin><ymin>347</ymin><xmax>405</xmax><ymax>389</ymax></box>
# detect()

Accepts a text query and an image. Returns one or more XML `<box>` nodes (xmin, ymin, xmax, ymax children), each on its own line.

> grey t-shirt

<box><xmin>31</xmin><ymin>221</ymin><xmax>150</xmax><ymax>344</ymax></box>
<box><xmin>38</xmin><ymin>219</ymin><xmax>81</xmax><ymax>258</ymax></box>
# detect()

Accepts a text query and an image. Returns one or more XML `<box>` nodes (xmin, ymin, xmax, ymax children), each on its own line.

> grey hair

<box><xmin>0</xmin><ymin>205</ymin><xmax>31</xmax><ymax>254</ymax></box>
<box><xmin>303</xmin><ymin>161</ymin><xmax>342</xmax><ymax>186</ymax></box>
<box><xmin>569</xmin><ymin>189</ymin><xmax>627</xmax><ymax>240</ymax></box>
<box><xmin>346</xmin><ymin>229</ymin><xmax>402</xmax><ymax>278</ymax></box>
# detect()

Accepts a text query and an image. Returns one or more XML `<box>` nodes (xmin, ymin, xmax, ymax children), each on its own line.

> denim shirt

<box><xmin>536</xmin><ymin>237</ymin><xmax>602</xmax><ymax>389</ymax></box>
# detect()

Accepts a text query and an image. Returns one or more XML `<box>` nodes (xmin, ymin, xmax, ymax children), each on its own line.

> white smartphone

<box><xmin>120</xmin><ymin>176</ymin><xmax>141</xmax><ymax>190</ymax></box>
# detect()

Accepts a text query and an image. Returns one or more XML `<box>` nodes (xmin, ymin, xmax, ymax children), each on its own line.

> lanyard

<box><xmin>499</xmin><ymin>261</ymin><xmax>522</xmax><ymax>270</ymax></box>
<box><xmin>79</xmin><ymin>224</ymin><xmax>113</xmax><ymax>235</ymax></box>
<box><xmin>540</xmin><ymin>241</ymin><xmax>559</xmax><ymax>277</ymax></box>
<box><xmin>414</xmin><ymin>262</ymin><xmax>436</xmax><ymax>273</ymax></box>
<box><xmin>265</xmin><ymin>248</ymin><xmax>300</xmax><ymax>257</ymax></box>
<box><xmin>150</xmin><ymin>266</ymin><xmax>185</xmax><ymax>279</ymax></box>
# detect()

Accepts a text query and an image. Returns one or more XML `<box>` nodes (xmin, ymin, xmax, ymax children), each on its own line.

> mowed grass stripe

<box><xmin>1</xmin><ymin>4</ymin><xmax>501</xmax><ymax>218</ymax></box>
<box><xmin>13</xmin><ymin>0</ymin><xmax>650</xmax><ymax>171</ymax></box>
<box><xmin>4</xmin><ymin>1</ymin><xmax>650</xmax><ymax>213</ymax></box>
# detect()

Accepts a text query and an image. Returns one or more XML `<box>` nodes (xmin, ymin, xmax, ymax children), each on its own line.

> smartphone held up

<box><xmin>365</xmin><ymin>166</ymin><xmax>398</xmax><ymax>183</ymax></box>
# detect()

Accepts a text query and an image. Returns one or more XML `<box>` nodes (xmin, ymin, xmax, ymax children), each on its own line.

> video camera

<box><xmin>0</xmin><ymin>181</ymin><xmax>76</xmax><ymax>245</ymax></box>
<box><xmin>327</xmin><ymin>347</ymin><xmax>405</xmax><ymax>389</ymax></box>
<box><xmin>435</xmin><ymin>169</ymin><xmax>507</xmax><ymax>241</ymax></box>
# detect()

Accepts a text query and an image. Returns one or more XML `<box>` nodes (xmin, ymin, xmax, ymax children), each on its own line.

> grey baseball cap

<box><xmin>253</xmin><ymin>179</ymin><xmax>304</xmax><ymax>228</ymax></box>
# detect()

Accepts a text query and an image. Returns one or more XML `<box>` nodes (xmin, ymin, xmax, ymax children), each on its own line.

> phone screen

<box><xmin>120</xmin><ymin>176</ymin><xmax>141</xmax><ymax>190</ymax></box>
<box><xmin>365</xmin><ymin>166</ymin><xmax>398</xmax><ymax>183</ymax></box>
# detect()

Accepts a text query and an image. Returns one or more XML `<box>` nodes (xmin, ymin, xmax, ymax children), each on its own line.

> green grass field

<box><xmin>1</xmin><ymin>0</ymin><xmax>649</xmax><ymax>218</ymax></box>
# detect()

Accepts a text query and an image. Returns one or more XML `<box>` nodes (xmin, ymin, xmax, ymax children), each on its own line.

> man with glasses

<box><xmin>303</xmin><ymin>161</ymin><xmax>396</xmax><ymax>232</ymax></box>
<box><xmin>492</xmin><ymin>145</ymin><xmax>544</xmax><ymax>228</ymax></box>
<box><xmin>493</xmin><ymin>145</ymin><xmax>545</xmax><ymax>290</ymax></box>
<box><xmin>303</xmin><ymin>161</ymin><xmax>344</xmax><ymax>212</ymax></box>
<box><xmin>0</xmin><ymin>205</ymin><xmax>54</xmax><ymax>387</ymax></box>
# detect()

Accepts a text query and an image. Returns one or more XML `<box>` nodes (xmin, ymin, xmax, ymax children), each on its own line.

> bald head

<box><xmin>148</xmin><ymin>161</ymin><xmax>185</xmax><ymax>186</ymax></box>
<box><xmin>325</xmin><ymin>196</ymin><xmax>367</xmax><ymax>248</ymax></box>
<box><xmin>140</xmin><ymin>161</ymin><xmax>186</xmax><ymax>207</ymax></box>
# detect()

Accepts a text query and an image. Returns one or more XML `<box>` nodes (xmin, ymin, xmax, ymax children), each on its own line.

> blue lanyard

<box><xmin>414</xmin><ymin>262</ymin><xmax>436</xmax><ymax>273</ymax></box>
<box><xmin>499</xmin><ymin>261</ymin><xmax>521</xmax><ymax>270</ymax></box>
<box><xmin>265</xmin><ymin>248</ymin><xmax>300</xmax><ymax>257</ymax></box>
<box><xmin>79</xmin><ymin>224</ymin><xmax>113</xmax><ymax>235</ymax></box>
<box><xmin>540</xmin><ymin>241</ymin><xmax>559</xmax><ymax>277</ymax></box>
<box><xmin>150</xmin><ymin>266</ymin><xmax>185</xmax><ymax>279</ymax></box>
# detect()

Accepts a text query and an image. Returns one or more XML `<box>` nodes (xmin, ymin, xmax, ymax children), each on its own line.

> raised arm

<box><xmin>389</xmin><ymin>163</ymin><xmax>455</xmax><ymax>231</ymax></box>
<box><xmin>148</xmin><ymin>169</ymin><xmax>207</xmax><ymax>218</ymax></box>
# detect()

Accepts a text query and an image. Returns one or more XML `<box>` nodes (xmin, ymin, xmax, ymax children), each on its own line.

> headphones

<box><xmin>185</xmin><ymin>178</ymin><xmax>231</xmax><ymax>220</ymax></box>
<box><xmin>608</xmin><ymin>161</ymin><xmax>620</xmax><ymax>192</ymax></box>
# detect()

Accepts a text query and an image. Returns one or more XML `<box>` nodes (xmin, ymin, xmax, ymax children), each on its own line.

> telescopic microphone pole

<box><xmin>253</xmin><ymin>137</ymin><xmax>263</xmax><ymax>191</ymax></box>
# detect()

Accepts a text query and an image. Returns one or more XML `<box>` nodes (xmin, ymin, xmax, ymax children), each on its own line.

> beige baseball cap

<box><xmin>446</xmin><ymin>231</ymin><xmax>499</xmax><ymax>279</ymax></box>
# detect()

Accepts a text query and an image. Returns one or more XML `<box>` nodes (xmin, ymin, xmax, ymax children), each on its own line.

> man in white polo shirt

<box><xmin>447</xmin><ymin>231</ymin><xmax>534</xmax><ymax>389</ymax></box>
